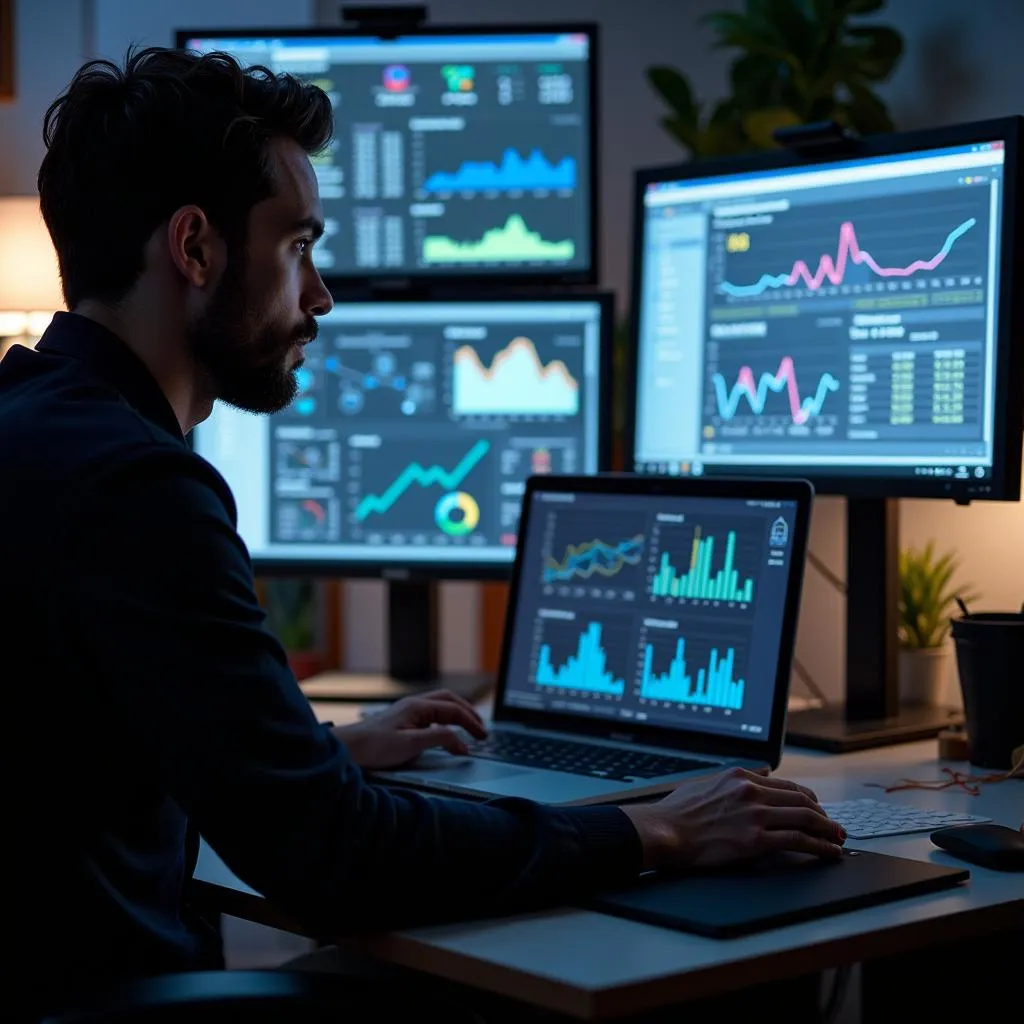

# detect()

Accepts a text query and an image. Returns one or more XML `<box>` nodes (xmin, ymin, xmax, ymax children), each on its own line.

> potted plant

<box><xmin>646</xmin><ymin>0</ymin><xmax>904</xmax><ymax>159</ymax></box>
<box><xmin>260</xmin><ymin>577</ymin><xmax>324</xmax><ymax>681</ymax></box>
<box><xmin>898</xmin><ymin>542</ymin><xmax>979</xmax><ymax>707</ymax></box>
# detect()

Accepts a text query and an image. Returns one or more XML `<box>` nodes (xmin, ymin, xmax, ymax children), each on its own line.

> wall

<box><xmin>0</xmin><ymin>0</ymin><xmax>88</xmax><ymax>194</ymax></box>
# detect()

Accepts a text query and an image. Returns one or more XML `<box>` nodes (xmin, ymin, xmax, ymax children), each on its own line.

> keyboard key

<box><xmin>470</xmin><ymin>734</ymin><xmax>714</xmax><ymax>781</ymax></box>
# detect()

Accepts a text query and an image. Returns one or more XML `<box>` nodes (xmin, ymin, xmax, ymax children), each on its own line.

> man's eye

<box><xmin>295</xmin><ymin>238</ymin><xmax>312</xmax><ymax>254</ymax></box>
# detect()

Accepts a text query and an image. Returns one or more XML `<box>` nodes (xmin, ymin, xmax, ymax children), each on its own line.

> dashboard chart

<box><xmin>184</xmin><ymin>33</ymin><xmax>592</xmax><ymax>277</ymax></box>
<box><xmin>632</xmin><ymin>139</ymin><xmax>1006</xmax><ymax>486</ymax></box>
<box><xmin>533</xmin><ymin>614</ymin><xmax>629</xmax><ymax>697</ymax></box>
<box><xmin>191</xmin><ymin>301</ymin><xmax>605</xmax><ymax>568</ymax></box>
<box><xmin>638</xmin><ymin>621</ymin><xmax>747</xmax><ymax>711</ymax></box>
<box><xmin>502</xmin><ymin>492</ymin><xmax>798</xmax><ymax>740</ymax></box>
<box><xmin>451</xmin><ymin>331</ymin><xmax>580</xmax><ymax>417</ymax></box>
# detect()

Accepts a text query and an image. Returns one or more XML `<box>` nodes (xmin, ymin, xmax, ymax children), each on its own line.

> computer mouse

<box><xmin>930</xmin><ymin>823</ymin><xmax>1024</xmax><ymax>872</ymax></box>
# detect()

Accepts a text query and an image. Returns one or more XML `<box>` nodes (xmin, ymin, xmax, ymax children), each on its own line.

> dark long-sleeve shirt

<box><xmin>0</xmin><ymin>313</ymin><xmax>641</xmax><ymax>1012</ymax></box>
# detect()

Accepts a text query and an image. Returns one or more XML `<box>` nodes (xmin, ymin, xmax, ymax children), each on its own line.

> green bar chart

<box><xmin>651</xmin><ymin>529</ymin><xmax>755</xmax><ymax>602</ymax></box>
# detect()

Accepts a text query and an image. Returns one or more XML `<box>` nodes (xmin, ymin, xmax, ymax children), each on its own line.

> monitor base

<box><xmin>299</xmin><ymin>670</ymin><xmax>495</xmax><ymax>705</ymax></box>
<box><xmin>786</xmin><ymin>704</ymin><xmax>963</xmax><ymax>753</ymax></box>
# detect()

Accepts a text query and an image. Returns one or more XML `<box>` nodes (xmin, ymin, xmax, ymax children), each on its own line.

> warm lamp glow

<box><xmin>0</xmin><ymin>196</ymin><xmax>65</xmax><ymax>333</ymax></box>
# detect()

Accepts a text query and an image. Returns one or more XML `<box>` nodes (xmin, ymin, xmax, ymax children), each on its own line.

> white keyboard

<box><xmin>822</xmin><ymin>798</ymin><xmax>991</xmax><ymax>839</ymax></box>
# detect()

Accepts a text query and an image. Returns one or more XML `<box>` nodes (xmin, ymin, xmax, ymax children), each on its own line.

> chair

<box><xmin>39</xmin><ymin>969</ymin><xmax>429</xmax><ymax>1023</ymax></box>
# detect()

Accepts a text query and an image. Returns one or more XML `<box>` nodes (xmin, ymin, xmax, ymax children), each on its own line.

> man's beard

<box><xmin>188</xmin><ymin>264</ymin><xmax>317</xmax><ymax>415</ymax></box>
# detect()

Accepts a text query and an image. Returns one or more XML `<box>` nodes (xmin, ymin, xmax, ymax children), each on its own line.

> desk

<box><xmin>194</xmin><ymin>738</ymin><xmax>1022</xmax><ymax>1021</ymax></box>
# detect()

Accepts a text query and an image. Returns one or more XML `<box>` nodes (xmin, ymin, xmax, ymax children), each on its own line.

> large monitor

<box><xmin>626</xmin><ymin>117</ymin><xmax>1023</xmax><ymax>752</ymax></box>
<box><xmin>628</xmin><ymin>118</ymin><xmax>1022</xmax><ymax>502</ymax></box>
<box><xmin>177</xmin><ymin>25</ymin><xmax>597</xmax><ymax>285</ymax></box>
<box><xmin>192</xmin><ymin>293</ymin><xmax>612</xmax><ymax>577</ymax></box>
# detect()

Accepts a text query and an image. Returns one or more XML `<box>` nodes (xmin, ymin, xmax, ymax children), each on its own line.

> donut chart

<box><xmin>434</xmin><ymin>491</ymin><xmax>480</xmax><ymax>536</ymax></box>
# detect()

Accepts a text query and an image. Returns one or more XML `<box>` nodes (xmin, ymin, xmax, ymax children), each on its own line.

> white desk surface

<box><xmin>196</xmin><ymin>718</ymin><xmax>1023</xmax><ymax>1020</ymax></box>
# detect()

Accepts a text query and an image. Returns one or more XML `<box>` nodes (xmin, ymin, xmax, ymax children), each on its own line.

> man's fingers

<box><xmin>415</xmin><ymin>690</ymin><xmax>487</xmax><ymax>735</ymax></box>
<box><xmin>409</xmin><ymin>696</ymin><xmax>485</xmax><ymax>737</ymax></box>
<box><xmin>409</xmin><ymin>726</ymin><xmax>469</xmax><ymax>757</ymax></box>
<box><xmin>764</xmin><ymin>828</ymin><xmax>845</xmax><ymax>860</ymax></box>
<box><xmin>751</xmin><ymin>771</ymin><xmax>820</xmax><ymax>804</ymax></box>
<box><xmin>410</xmin><ymin>697</ymin><xmax>487</xmax><ymax>739</ymax></box>
<box><xmin>765</xmin><ymin>806</ymin><xmax>846</xmax><ymax>842</ymax></box>
<box><xmin>757</xmin><ymin>786</ymin><xmax>831</xmax><ymax>816</ymax></box>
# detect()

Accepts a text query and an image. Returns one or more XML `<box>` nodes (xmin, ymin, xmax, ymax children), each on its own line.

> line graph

<box><xmin>423</xmin><ymin>148</ymin><xmax>576</xmax><ymax>192</ymax></box>
<box><xmin>543</xmin><ymin>534</ymin><xmax>645</xmax><ymax>583</ymax></box>
<box><xmin>453</xmin><ymin>336</ymin><xmax>579</xmax><ymax>416</ymax></box>
<box><xmin>719</xmin><ymin>216</ymin><xmax>977</xmax><ymax>297</ymax></box>
<box><xmin>711</xmin><ymin>356</ymin><xmax>840</xmax><ymax>424</ymax></box>
<box><xmin>354</xmin><ymin>439</ymin><xmax>490</xmax><ymax>521</ymax></box>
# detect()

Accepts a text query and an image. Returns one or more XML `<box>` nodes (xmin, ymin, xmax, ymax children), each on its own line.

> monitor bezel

<box><xmin>624</xmin><ymin>116</ymin><xmax>1024</xmax><ymax>502</ymax></box>
<box><xmin>175</xmin><ymin>23</ymin><xmax>600</xmax><ymax>288</ymax></box>
<box><xmin>188</xmin><ymin>289</ymin><xmax>616</xmax><ymax>580</ymax></box>
<box><xmin>491</xmin><ymin>473</ymin><xmax>814</xmax><ymax>768</ymax></box>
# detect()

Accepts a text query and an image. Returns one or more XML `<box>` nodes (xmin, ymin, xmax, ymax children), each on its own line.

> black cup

<box><xmin>950</xmin><ymin>611</ymin><xmax>1024</xmax><ymax>770</ymax></box>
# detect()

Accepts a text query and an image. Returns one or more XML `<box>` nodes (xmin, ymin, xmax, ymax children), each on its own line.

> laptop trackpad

<box><xmin>405</xmin><ymin>754</ymin><xmax>530</xmax><ymax>784</ymax></box>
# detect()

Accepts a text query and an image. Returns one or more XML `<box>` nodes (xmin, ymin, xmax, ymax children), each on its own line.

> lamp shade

<box><xmin>0</xmin><ymin>196</ymin><xmax>64</xmax><ymax>313</ymax></box>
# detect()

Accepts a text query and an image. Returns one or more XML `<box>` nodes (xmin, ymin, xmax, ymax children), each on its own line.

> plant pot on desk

<box><xmin>898</xmin><ymin>646</ymin><xmax>949</xmax><ymax>707</ymax></box>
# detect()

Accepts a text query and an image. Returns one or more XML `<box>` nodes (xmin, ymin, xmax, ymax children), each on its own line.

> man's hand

<box><xmin>621</xmin><ymin>766</ymin><xmax>846</xmax><ymax>870</ymax></box>
<box><xmin>332</xmin><ymin>690</ymin><xmax>488</xmax><ymax>770</ymax></box>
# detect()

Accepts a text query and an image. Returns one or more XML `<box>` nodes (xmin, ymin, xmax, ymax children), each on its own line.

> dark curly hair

<box><xmin>38</xmin><ymin>45</ymin><xmax>334</xmax><ymax>308</ymax></box>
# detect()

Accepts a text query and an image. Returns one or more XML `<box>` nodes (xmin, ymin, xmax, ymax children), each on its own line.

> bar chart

<box><xmin>533</xmin><ymin>619</ymin><xmax>627</xmax><ymax>696</ymax></box>
<box><xmin>639</xmin><ymin>634</ymin><xmax>746</xmax><ymax>711</ymax></box>
<box><xmin>650</xmin><ymin>527</ymin><xmax>756</xmax><ymax>602</ymax></box>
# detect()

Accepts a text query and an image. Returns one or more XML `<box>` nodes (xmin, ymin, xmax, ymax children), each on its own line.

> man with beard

<box><xmin>0</xmin><ymin>46</ymin><xmax>844</xmax><ymax>1018</ymax></box>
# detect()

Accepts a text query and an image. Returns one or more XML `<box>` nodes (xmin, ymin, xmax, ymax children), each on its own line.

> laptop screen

<box><xmin>501</xmin><ymin>487</ymin><xmax>801</xmax><ymax>742</ymax></box>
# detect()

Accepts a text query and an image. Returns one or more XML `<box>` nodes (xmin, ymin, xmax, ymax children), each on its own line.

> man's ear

<box><xmin>166</xmin><ymin>205</ymin><xmax>224</xmax><ymax>289</ymax></box>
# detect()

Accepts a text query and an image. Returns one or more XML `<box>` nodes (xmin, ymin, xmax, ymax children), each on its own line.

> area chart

<box><xmin>453</xmin><ymin>337</ymin><xmax>579</xmax><ymax>416</ymax></box>
<box><xmin>423</xmin><ymin>149</ymin><xmax>576</xmax><ymax>192</ymax></box>
<box><xmin>423</xmin><ymin>214</ymin><xmax>575</xmax><ymax>263</ymax></box>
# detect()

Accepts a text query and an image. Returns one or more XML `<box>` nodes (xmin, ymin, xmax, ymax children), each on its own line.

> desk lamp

<box><xmin>0</xmin><ymin>195</ymin><xmax>63</xmax><ymax>358</ymax></box>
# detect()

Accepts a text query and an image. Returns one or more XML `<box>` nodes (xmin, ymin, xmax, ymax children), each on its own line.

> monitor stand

<box><xmin>299</xmin><ymin>580</ymin><xmax>495</xmax><ymax>704</ymax></box>
<box><xmin>784</xmin><ymin>498</ymin><xmax>963</xmax><ymax>753</ymax></box>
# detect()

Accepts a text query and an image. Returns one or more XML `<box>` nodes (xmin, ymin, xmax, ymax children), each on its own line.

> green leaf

<box><xmin>730</xmin><ymin>53</ymin><xmax>784</xmax><ymax>108</ymax></box>
<box><xmin>898</xmin><ymin>543</ymin><xmax>983</xmax><ymax>648</ymax></box>
<box><xmin>843</xmin><ymin>26</ymin><xmax>905</xmax><ymax>80</ymax></box>
<box><xmin>647</xmin><ymin>66</ymin><xmax>699</xmax><ymax>123</ymax></box>
<box><xmin>754</xmin><ymin>0</ymin><xmax>818</xmax><ymax>64</ymax></box>
<box><xmin>659</xmin><ymin>115</ymin><xmax>699</xmax><ymax>152</ymax></box>
<box><xmin>743</xmin><ymin>106</ymin><xmax>803</xmax><ymax>149</ymax></box>
<box><xmin>839</xmin><ymin>81</ymin><xmax>896</xmax><ymax>134</ymax></box>
<box><xmin>702</xmin><ymin>12</ymin><xmax>796</xmax><ymax>65</ymax></box>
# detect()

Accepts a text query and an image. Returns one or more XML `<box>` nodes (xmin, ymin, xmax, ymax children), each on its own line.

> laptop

<box><xmin>372</xmin><ymin>473</ymin><xmax>814</xmax><ymax>805</ymax></box>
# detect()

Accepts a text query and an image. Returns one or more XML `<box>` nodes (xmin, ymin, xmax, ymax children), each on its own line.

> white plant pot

<box><xmin>898</xmin><ymin>646</ymin><xmax>950</xmax><ymax>707</ymax></box>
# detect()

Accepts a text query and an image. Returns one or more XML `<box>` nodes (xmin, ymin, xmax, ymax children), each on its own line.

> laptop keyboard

<box><xmin>469</xmin><ymin>733</ymin><xmax>715</xmax><ymax>782</ymax></box>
